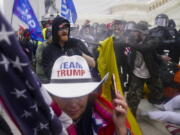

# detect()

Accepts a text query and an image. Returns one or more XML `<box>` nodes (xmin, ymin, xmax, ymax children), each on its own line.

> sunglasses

<box><xmin>58</xmin><ymin>23</ymin><xmax>70</xmax><ymax>31</ymax></box>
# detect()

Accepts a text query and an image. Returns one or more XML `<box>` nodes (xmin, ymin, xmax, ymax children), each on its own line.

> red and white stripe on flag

<box><xmin>165</xmin><ymin>123</ymin><xmax>180</xmax><ymax>135</ymax></box>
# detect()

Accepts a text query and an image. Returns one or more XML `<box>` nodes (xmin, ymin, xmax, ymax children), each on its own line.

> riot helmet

<box><xmin>124</xmin><ymin>22</ymin><xmax>137</xmax><ymax>33</ymax></box>
<box><xmin>168</xmin><ymin>19</ymin><xmax>176</xmax><ymax>28</ymax></box>
<box><xmin>155</xmin><ymin>14</ymin><xmax>169</xmax><ymax>27</ymax></box>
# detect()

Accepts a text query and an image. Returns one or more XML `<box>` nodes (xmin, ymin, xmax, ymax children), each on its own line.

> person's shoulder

<box><xmin>42</xmin><ymin>42</ymin><xmax>57</xmax><ymax>54</ymax></box>
<box><xmin>45</xmin><ymin>42</ymin><xmax>57</xmax><ymax>49</ymax></box>
<box><xmin>68</xmin><ymin>37</ymin><xmax>85</xmax><ymax>47</ymax></box>
<box><xmin>37</xmin><ymin>41</ymin><xmax>48</xmax><ymax>50</ymax></box>
<box><xmin>69</xmin><ymin>37</ymin><xmax>83</xmax><ymax>43</ymax></box>
<box><xmin>150</xmin><ymin>26</ymin><xmax>163</xmax><ymax>33</ymax></box>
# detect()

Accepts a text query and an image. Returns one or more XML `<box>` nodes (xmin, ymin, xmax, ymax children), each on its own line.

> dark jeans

<box><xmin>126</xmin><ymin>74</ymin><xmax>163</xmax><ymax>116</ymax></box>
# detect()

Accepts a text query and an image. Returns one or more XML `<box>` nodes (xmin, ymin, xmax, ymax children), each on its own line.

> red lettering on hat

<box><xmin>73</xmin><ymin>69</ymin><xmax>80</xmax><ymax>76</ymax></box>
<box><xmin>57</xmin><ymin>69</ymin><xmax>86</xmax><ymax>77</ymax></box>
<box><xmin>61</xmin><ymin>70</ymin><xmax>66</xmax><ymax>76</ymax></box>
<box><xmin>81</xmin><ymin>70</ymin><xmax>85</xmax><ymax>76</ymax></box>
<box><xmin>66</xmin><ymin>69</ymin><xmax>72</xmax><ymax>76</ymax></box>
<box><xmin>57</xmin><ymin>70</ymin><xmax>61</xmax><ymax>76</ymax></box>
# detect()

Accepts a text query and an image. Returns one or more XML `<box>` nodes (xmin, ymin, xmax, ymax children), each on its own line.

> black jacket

<box><xmin>113</xmin><ymin>37</ymin><xmax>130</xmax><ymax>91</ymax></box>
<box><xmin>116</xmin><ymin>36</ymin><xmax>162</xmax><ymax>79</ymax></box>
<box><xmin>150</xmin><ymin>26</ymin><xmax>180</xmax><ymax>63</ymax></box>
<box><xmin>42</xmin><ymin>16</ymin><xmax>91</xmax><ymax>79</ymax></box>
<box><xmin>42</xmin><ymin>38</ymin><xmax>91</xmax><ymax>79</ymax></box>
<box><xmin>19</xmin><ymin>39</ymin><xmax>34</xmax><ymax>61</ymax></box>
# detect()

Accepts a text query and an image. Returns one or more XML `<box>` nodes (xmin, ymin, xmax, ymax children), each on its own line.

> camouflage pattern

<box><xmin>126</xmin><ymin>74</ymin><xmax>163</xmax><ymax>116</ymax></box>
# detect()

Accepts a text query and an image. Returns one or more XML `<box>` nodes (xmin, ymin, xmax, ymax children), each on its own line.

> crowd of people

<box><xmin>0</xmin><ymin>11</ymin><xmax>180</xmax><ymax>135</ymax></box>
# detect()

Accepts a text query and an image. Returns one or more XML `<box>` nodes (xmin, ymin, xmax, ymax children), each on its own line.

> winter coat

<box><xmin>41</xmin><ymin>17</ymin><xmax>91</xmax><ymax>79</ymax></box>
<box><xmin>116</xmin><ymin>36</ymin><xmax>162</xmax><ymax>79</ymax></box>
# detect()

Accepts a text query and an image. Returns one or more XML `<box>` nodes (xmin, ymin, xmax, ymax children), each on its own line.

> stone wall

<box><xmin>109</xmin><ymin>0</ymin><xmax>180</xmax><ymax>28</ymax></box>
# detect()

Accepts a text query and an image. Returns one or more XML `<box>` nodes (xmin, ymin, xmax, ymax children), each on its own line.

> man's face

<box><xmin>113</xmin><ymin>24</ymin><xmax>118</xmax><ymax>31</ymax></box>
<box><xmin>130</xmin><ymin>31</ymin><xmax>141</xmax><ymax>41</ymax></box>
<box><xmin>57</xmin><ymin>23</ymin><xmax>69</xmax><ymax>42</ymax></box>
<box><xmin>113</xmin><ymin>24</ymin><xmax>123</xmax><ymax>33</ymax></box>
<box><xmin>52</xmin><ymin>95</ymin><xmax>89</xmax><ymax>120</ymax></box>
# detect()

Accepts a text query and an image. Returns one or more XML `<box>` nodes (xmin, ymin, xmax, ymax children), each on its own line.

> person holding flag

<box><xmin>43</xmin><ymin>55</ymin><xmax>131</xmax><ymax>135</ymax></box>
<box><xmin>97</xmin><ymin>36</ymin><xmax>143</xmax><ymax>135</ymax></box>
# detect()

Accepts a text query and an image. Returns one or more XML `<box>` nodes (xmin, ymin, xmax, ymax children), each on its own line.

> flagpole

<box><xmin>11</xmin><ymin>0</ymin><xmax>15</xmax><ymax>25</ymax></box>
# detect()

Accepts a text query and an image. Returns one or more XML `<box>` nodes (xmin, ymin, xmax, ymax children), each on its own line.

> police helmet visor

<box><xmin>155</xmin><ymin>18</ymin><xmax>168</xmax><ymax>27</ymax></box>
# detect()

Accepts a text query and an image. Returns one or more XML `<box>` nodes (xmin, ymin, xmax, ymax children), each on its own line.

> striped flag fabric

<box><xmin>165</xmin><ymin>123</ymin><xmax>180</xmax><ymax>135</ymax></box>
<box><xmin>0</xmin><ymin>11</ymin><xmax>63</xmax><ymax>135</ymax></box>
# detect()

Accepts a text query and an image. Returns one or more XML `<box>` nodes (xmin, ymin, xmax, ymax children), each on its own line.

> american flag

<box><xmin>124</xmin><ymin>47</ymin><xmax>131</xmax><ymax>56</ymax></box>
<box><xmin>165</xmin><ymin>123</ymin><xmax>180</xmax><ymax>135</ymax></box>
<box><xmin>0</xmin><ymin>12</ymin><xmax>63</xmax><ymax>135</ymax></box>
